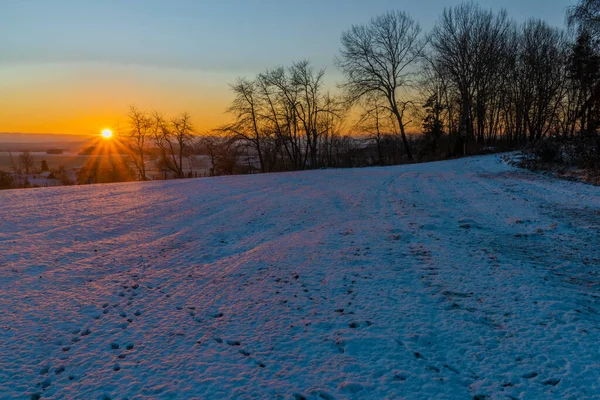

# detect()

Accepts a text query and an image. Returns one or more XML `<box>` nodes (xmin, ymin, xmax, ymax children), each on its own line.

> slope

<box><xmin>0</xmin><ymin>154</ymin><xmax>599</xmax><ymax>399</ymax></box>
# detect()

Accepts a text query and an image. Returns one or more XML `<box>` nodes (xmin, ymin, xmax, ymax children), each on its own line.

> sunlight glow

<box><xmin>101</xmin><ymin>129</ymin><xmax>113</xmax><ymax>139</ymax></box>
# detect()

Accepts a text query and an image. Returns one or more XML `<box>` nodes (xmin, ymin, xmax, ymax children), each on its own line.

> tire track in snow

<box><xmin>385</xmin><ymin>158</ymin><xmax>600</xmax><ymax>398</ymax></box>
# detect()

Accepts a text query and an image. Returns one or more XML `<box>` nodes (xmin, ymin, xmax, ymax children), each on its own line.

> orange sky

<box><xmin>0</xmin><ymin>62</ymin><xmax>238</xmax><ymax>135</ymax></box>
<box><xmin>0</xmin><ymin>62</ymin><xmax>350</xmax><ymax>137</ymax></box>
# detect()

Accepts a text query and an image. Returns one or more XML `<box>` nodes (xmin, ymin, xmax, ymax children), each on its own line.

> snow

<box><xmin>1</xmin><ymin>154</ymin><xmax>599</xmax><ymax>399</ymax></box>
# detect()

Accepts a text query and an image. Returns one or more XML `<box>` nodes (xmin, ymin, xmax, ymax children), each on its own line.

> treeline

<box><xmin>3</xmin><ymin>1</ymin><xmax>596</xmax><ymax>190</ymax></box>
<box><xmin>113</xmin><ymin>0</ymin><xmax>600</xmax><ymax>181</ymax></box>
<box><xmin>424</xmin><ymin>2</ymin><xmax>599</xmax><ymax>160</ymax></box>
<box><xmin>126</xmin><ymin>108</ymin><xmax>196</xmax><ymax>180</ymax></box>
<box><xmin>193</xmin><ymin>0</ymin><xmax>598</xmax><ymax>175</ymax></box>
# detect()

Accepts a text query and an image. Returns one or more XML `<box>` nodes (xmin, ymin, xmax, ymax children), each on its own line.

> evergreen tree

<box><xmin>422</xmin><ymin>94</ymin><xmax>445</xmax><ymax>153</ymax></box>
<box><xmin>569</xmin><ymin>29</ymin><xmax>600</xmax><ymax>133</ymax></box>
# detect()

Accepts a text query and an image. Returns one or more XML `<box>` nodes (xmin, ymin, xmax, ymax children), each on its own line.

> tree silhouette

<box><xmin>336</xmin><ymin>11</ymin><xmax>424</xmax><ymax>160</ymax></box>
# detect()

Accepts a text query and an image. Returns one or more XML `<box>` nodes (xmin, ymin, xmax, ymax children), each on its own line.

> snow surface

<box><xmin>1</xmin><ymin>154</ymin><xmax>599</xmax><ymax>399</ymax></box>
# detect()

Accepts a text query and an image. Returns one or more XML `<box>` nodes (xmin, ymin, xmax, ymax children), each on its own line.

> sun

<box><xmin>101</xmin><ymin>129</ymin><xmax>113</xmax><ymax>139</ymax></box>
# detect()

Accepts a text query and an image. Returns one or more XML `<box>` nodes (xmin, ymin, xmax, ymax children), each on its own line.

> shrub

<box><xmin>522</xmin><ymin>134</ymin><xmax>600</xmax><ymax>169</ymax></box>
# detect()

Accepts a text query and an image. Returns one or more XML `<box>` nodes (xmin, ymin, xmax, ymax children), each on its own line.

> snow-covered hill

<box><xmin>1</xmin><ymin>154</ymin><xmax>599</xmax><ymax>399</ymax></box>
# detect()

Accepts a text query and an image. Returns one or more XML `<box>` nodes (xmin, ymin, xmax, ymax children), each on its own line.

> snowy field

<box><xmin>1</xmin><ymin>154</ymin><xmax>599</xmax><ymax>399</ymax></box>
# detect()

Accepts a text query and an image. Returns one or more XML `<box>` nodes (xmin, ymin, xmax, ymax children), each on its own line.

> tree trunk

<box><xmin>392</xmin><ymin>107</ymin><xmax>413</xmax><ymax>160</ymax></box>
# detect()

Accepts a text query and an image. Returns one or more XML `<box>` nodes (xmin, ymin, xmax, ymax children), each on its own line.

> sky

<box><xmin>0</xmin><ymin>0</ymin><xmax>575</xmax><ymax>135</ymax></box>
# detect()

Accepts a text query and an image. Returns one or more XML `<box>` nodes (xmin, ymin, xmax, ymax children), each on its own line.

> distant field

<box><xmin>0</xmin><ymin>151</ymin><xmax>213</xmax><ymax>176</ymax></box>
<box><xmin>0</xmin><ymin>152</ymin><xmax>110</xmax><ymax>171</ymax></box>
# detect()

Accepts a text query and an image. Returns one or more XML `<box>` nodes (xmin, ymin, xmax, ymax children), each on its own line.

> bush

<box><xmin>0</xmin><ymin>171</ymin><xmax>13</xmax><ymax>190</ymax></box>
<box><xmin>522</xmin><ymin>135</ymin><xmax>600</xmax><ymax>169</ymax></box>
<box><xmin>522</xmin><ymin>138</ymin><xmax>562</xmax><ymax>164</ymax></box>
<box><xmin>563</xmin><ymin>135</ymin><xmax>600</xmax><ymax>169</ymax></box>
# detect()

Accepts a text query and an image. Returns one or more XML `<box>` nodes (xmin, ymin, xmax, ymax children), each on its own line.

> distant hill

<box><xmin>0</xmin><ymin>132</ymin><xmax>93</xmax><ymax>143</ymax></box>
<box><xmin>0</xmin><ymin>133</ymin><xmax>94</xmax><ymax>152</ymax></box>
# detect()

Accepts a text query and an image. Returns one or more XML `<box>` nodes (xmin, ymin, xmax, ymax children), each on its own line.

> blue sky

<box><xmin>1</xmin><ymin>0</ymin><xmax>574</xmax><ymax>71</ymax></box>
<box><xmin>0</xmin><ymin>0</ymin><xmax>575</xmax><ymax>134</ymax></box>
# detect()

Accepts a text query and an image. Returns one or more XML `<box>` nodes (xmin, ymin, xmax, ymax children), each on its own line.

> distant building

<box><xmin>40</xmin><ymin>171</ymin><xmax>55</xmax><ymax>179</ymax></box>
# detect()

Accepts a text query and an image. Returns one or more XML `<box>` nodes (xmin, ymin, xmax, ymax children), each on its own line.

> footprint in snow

<box><xmin>339</xmin><ymin>382</ymin><xmax>365</xmax><ymax>394</ymax></box>
<box><xmin>310</xmin><ymin>390</ymin><xmax>336</xmax><ymax>400</ymax></box>
<box><xmin>543</xmin><ymin>378</ymin><xmax>560</xmax><ymax>386</ymax></box>
<box><xmin>393</xmin><ymin>372</ymin><xmax>408</xmax><ymax>381</ymax></box>
<box><xmin>38</xmin><ymin>378</ymin><xmax>51</xmax><ymax>390</ymax></box>
<box><xmin>443</xmin><ymin>364</ymin><xmax>460</xmax><ymax>374</ymax></box>
<box><xmin>214</xmin><ymin>336</ymin><xmax>251</xmax><ymax>357</ymax></box>
<box><xmin>334</xmin><ymin>338</ymin><xmax>346</xmax><ymax>353</ymax></box>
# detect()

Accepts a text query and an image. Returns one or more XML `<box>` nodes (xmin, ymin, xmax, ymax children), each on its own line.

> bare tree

<box><xmin>199</xmin><ymin>134</ymin><xmax>236</xmax><ymax>176</ymax></box>
<box><xmin>258</xmin><ymin>62</ymin><xmax>342</xmax><ymax>170</ymax></box>
<box><xmin>224</xmin><ymin>61</ymin><xmax>341</xmax><ymax>171</ymax></box>
<box><xmin>519</xmin><ymin>20</ymin><xmax>568</xmax><ymax>141</ymax></box>
<box><xmin>318</xmin><ymin>92</ymin><xmax>345</xmax><ymax>168</ymax></box>
<box><xmin>289</xmin><ymin>61</ymin><xmax>328</xmax><ymax>168</ymax></box>
<box><xmin>569</xmin><ymin>0</ymin><xmax>600</xmax><ymax>37</ymax></box>
<box><xmin>127</xmin><ymin>106</ymin><xmax>151</xmax><ymax>180</ymax></box>
<box><xmin>356</xmin><ymin>99</ymin><xmax>391</xmax><ymax>165</ymax></box>
<box><xmin>19</xmin><ymin>151</ymin><xmax>35</xmax><ymax>175</ymax></box>
<box><xmin>336</xmin><ymin>10</ymin><xmax>424</xmax><ymax>160</ymax></box>
<box><xmin>257</xmin><ymin>67</ymin><xmax>302</xmax><ymax>170</ymax></box>
<box><xmin>8</xmin><ymin>151</ymin><xmax>18</xmax><ymax>174</ymax></box>
<box><xmin>0</xmin><ymin>171</ymin><xmax>13</xmax><ymax>190</ymax></box>
<box><xmin>172</xmin><ymin>113</ymin><xmax>195</xmax><ymax>177</ymax></box>
<box><xmin>430</xmin><ymin>3</ymin><xmax>513</xmax><ymax>152</ymax></box>
<box><xmin>152</xmin><ymin>112</ymin><xmax>195</xmax><ymax>178</ymax></box>
<box><xmin>225</xmin><ymin>78</ymin><xmax>267</xmax><ymax>172</ymax></box>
